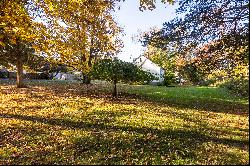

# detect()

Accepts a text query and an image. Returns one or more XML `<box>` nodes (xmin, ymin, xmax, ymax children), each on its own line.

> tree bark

<box><xmin>82</xmin><ymin>36</ymin><xmax>96</xmax><ymax>85</ymax></box>
<box><xmin>81</xmin><ymin>71</ymin><xmax>91</xmax><ymax>84</ymax></box>
<box><xmin>113</xmin><ymin>80</ymin><xmax>117</xmax><ymax>97</ymax></box>
<box><xmin>81</xmin><ymin>54</ymin><xmax>91</xmax><ymax>84</ymax></box>
<box><xmin>16</xmin><ymin>56</ymin><xmax>25</xmax><ymax>88</ymax></box>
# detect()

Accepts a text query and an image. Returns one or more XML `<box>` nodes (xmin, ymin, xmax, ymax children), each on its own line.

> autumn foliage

<box><xmin>90</xmin><ymin>58</ymin><xmax>156</xmax><ymax>96</ymax></box>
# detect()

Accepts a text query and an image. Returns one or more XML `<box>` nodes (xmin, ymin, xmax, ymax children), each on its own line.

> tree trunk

<box><xmin>82</xmin><ymin>36</ymin><xmax>95</xmax><ymax>85</ymax></box>
<box><xmin>81</xmin><ymin>72</ymin><xmax>91</xmax><ymax>84</ymax></box>
<box><xmin>113</xmin><ymin>80</ymin><xmax>117</xmax><ymax>97</ymax></box>
<box><xmin>16</xmin><ymin>56</ymin><xmax>25</xmax><ymax>88</ymax></box>
<box><xmin>81</xmin><ymin>53</ymin><xmax>91</xmax><ymax>84</ymax></box>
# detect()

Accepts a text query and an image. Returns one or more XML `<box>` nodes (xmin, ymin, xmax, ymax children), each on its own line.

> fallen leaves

<box><xmin>0</xmin><ymin>80</ymin><xmax>249</xmax><ymax>165</ymax></box>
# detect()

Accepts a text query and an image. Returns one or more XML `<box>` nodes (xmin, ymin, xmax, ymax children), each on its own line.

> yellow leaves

<box><xmin>61</xmin><ymin>130</ymin><xmax>71</xmax><ymax>136</ymax></box>
<box><xmin>1</xmin><ymin>0</ymin><xmax>122</xmax><ymax>67</ymax></box>
<box><xmin>0</xmin><ymin>81</ymin><xmax>249</xmax><ymax>164</ymax></box>
<box><xmin>0</xmin><ymin>0</ymin><xmax>38</xmax><ymax>49</ymax></box>
<box><xmin>0</xmin><ymin>22</ymin><xmax>6</xmax><ymax>27</ymax></box>
<box><xmin>9</xmin><ymin>38</ymin><xmax>16</xmax><ymax>44</ymax></box>
<box><xmin>69</xmin><ymin>0</ymin><xmax>85</xmax><ymax>4</ymax></box>
<box><xmin>0</xmin><ymin>41</ymin><xmax>6</xmax><ymax>47</ymax></box>
<box><xmin>49</xmin><ymin>2</ymin><xmax>53</xmax><ymax>11</ymax></box>
<box><xmin>12</xmin><ymin>27</ymin><xmax>20</xmax><ymax>33</ymax></box>
<box><xmin>44</xmin><ymin>0</ymin><xmax>54</xmax><ymax>11</ymax></box>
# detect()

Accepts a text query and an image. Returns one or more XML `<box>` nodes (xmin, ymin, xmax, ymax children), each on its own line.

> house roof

<box><xmin>133</xmin><ymin>55</ymin><xmax>163</xmax><ymax>73</ymax></box>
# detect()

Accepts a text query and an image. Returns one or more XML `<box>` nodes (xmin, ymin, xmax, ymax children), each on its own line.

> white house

<box><xmin>52</xmin><ymin>72</ymin><xmax>79</xmax><ymax>80</ymax></box>
<box><xmin>133</xmin><ymin>55</ymin><xmax>165</xmax><ymax>83</ymax></box>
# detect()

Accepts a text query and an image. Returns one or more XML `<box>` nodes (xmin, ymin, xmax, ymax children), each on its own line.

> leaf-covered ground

<box><xmin>0</xmin><ymin>80</ymin><xmax>249</xmax><ymax>165</ymax></box>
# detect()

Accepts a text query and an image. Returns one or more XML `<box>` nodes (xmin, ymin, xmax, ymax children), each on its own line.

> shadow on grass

<box><xmin>1</xmin><ymin>113</ymin><xmax>248</xmax><ymax>149</ymax></box>
<box><xmin>1</xmin><ymin>112</ymin><xmax>249</xmax><ymax>164</ymax></box>
<box><xmin>108</xmin><ymin>92</ymin><xmax>249</xmax><ymax>116</ymax></box>
<box><xmin>0</xmin><ymin>125</ymin><xmax>75</xmax><ymax>165</ymax></box>
<box><xmin>1</xmin><ymin>81</ymin><xmax>249</xmax><ymax>164</ymax></box>
<box><xmin>30</xmin><ymin>81</ymin><xmax>249</xmax><ymax>116</ymax></box>
<box><xmin>4</xmin><ymin>80</ymin><xmax>247</xmax><ymax>116</ymax></box>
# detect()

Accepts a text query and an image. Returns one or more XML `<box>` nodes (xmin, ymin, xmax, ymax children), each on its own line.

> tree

<box><xmin>0</xmin><ymin>0</ymin><xmax>123</xmax><ymax>87</ymax></box>
<box><xmin>0</xmin><ymin>0</ymin><xmax>176</xmax><ymax>88</ymax></box>
<box><xmin>141</xmin><ymin>0</ymin><xmax>249</xmax><ymax>79</ymax></box>
<box><xmin>69</xmin><ymin>11</ymin><xmax>123</xmax><ymax>84</ymax></box>
<box><xmin>142</xmin><ymin>44</ymin><xmax>176</xmax><ymax>86</ymax></box>
<box><xmin>138</xmin><ymin>0</ymin><xmax>175</xmax><ymax>11</ymax></box>
<box><xmin>0</xmin><ymin>0</ymin><xmax>41</xmax><ymax>87</ymax></box>
<box><xmin>90</xmin><ymin>58</ymin><xmax>156</xmax><ymax>97</ymax></box>
<box><xmin>0</xmin><ymin>39</ymin><xmax>36</xmax><ymax>87</ymax></box>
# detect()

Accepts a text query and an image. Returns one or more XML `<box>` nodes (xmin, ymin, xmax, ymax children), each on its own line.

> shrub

<box><xmin>0</xmin><ymin>71</ymin><xmax>8</xmax><ymax>78</ymax></box>
<box><xmin>163</xmin><ymin>72</ymin><xmax>175</xmax><ymax>86</ymax></box>
<box><xmin>219</xmin><ymin>78</ymin><xmax>249</xmax><ymax>97</ymax></box>
<box><xmin>198</xmin><ymin>78</ymin><xmax>217</xmax><ymax>86</ymax></box>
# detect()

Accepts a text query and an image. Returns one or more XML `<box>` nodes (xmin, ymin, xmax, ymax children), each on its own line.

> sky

<box><xmin>113</xmin><ymin>0</ymin><xmax>178</xmax><ymax>62</ymax></box>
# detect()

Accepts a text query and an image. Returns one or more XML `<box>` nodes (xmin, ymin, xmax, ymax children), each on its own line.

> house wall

<box><xmin>134</xmin><ymin>56</ymin><xmax>165</xmax><ymax>83</ymax></box>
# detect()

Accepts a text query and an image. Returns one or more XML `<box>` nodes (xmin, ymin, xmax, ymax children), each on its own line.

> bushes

<box><xmin>219</xmin><ymin>78</ymin><xmax>249</xmax><ymax>97</ymax></box>
<box><xmin>180</xmin><ymin>63</ymin><xmax>205</xmax><ymax>85</ymax></box>
<box><xmin>0</xmin><ymin>71</ymin><xmax>8</xmax><ymax>78</ymax></box>
<box><xmin>163</xmin><ymin>72</ymin><xmax>175</xmax><ymax>86</ymax></box>
<box><xmin>25</xmin><ymin>73</ymin><xmax>50</xmax><ymax>79</ymax></box>
<box><xmin>198</xmin><ymin>78</ymin><xmax>217</xmax><ymax>86</ymax></box>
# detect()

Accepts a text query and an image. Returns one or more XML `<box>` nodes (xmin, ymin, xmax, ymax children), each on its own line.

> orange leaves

<box><xmin>1</xmin><ymin>0</ymin><xmax>123</xmax><ymax>69</ymax></box>
<box><xmin>175</xmin><ymin>57</ymin><xmax>186</xmax><ymax>67</ymax></box>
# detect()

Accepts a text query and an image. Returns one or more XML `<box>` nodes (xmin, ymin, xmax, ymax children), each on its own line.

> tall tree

<box><xmin>141</xmin><ymin>0</ymin><xmax>249</xmax><ymax>78</ymax></box>
<box><xmin>0</xmin><ymin>0</ymin><xmax>42</xmax><ymax>87</ymax></box>
<box><xmin>0</xmin><ymin>0</ymin><xmax>176</xmax><ymax>87</ymax></box>
<box><xmin>0</xmin><ymin>40</ymin><xmax>35</xmax><ymax>87</ymax></box>
<box><xmin>0</xmin><ymin>0</ymin><xmax>122</xmax><ymax>87</ymax></box>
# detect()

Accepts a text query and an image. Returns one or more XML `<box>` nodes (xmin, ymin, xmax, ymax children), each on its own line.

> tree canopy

<box><xmin>141</xmin><ymin>0</ymin><xmax>249</xmax><ymax>78</ymax></box>
<box><xmin>91</xmin><ymin>58</ymin><xmax>156</xmax><ymax>96</ymax></box>
<box><xmin>1</xmin><ymin>0</ymin><xmax>123</xmax><ymax>86</ymax></box>
<box><xmin>1</xmin><ymin>0</ymin><xmax>177</xmax><ymax>87</ymax></box>
<box><xmin>1</xmin><ymin>0</ymin><xmax>176</xmax><ymax>59</ymax></box>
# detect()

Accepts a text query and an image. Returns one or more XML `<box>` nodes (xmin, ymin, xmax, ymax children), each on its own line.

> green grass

<box><xmin>120</xmin><ymin>84</ymin><xmax>248</xmax><ymax>103</ymax></box>
<box><xmin>0</xmin><ymin>80</ymin><xmax>249</xmax><ymax>164</ymax></box>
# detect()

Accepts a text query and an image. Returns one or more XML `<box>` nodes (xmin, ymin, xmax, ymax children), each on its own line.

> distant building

<box><xmin>0</xmin><ymin>67</ymin><xmax>8</xmax><ymax>73</ymax></box>
<box><xmin>0</xmin><ymin>67</ymin><xmax>9</xmax><ymax>78</ymax></box>
<box><xmin>133</xmin><ymin>55</ymin><xmax>165</xmax><ymax>83</ymax></box>
<box><xmin>52</xmin><ymin>72</ymin><xmax>80</xmax><ymax>81</ymax></box>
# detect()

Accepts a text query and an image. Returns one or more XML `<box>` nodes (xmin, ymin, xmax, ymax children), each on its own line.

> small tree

<box><xmin>90</xmin><ymin>58</ymin><xmax>156</xmax><ymax>97</ymax></box>
<box><xmin>0</xmin><ymin>39</ymin><xmax>35</xmax><ymax>88</ymax></box>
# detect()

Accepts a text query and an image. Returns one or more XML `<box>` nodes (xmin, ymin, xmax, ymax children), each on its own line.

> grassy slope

<box><xmin>0</xmin><ymin>80</ymin><xmax>249</xmax><ymax>165</ymax></box>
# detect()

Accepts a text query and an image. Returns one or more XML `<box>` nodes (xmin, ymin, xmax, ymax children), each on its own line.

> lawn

<box><xmin>0</xmin><ymin>80</ymin><xmax>249</xmax><ymax>165</ymax></box>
